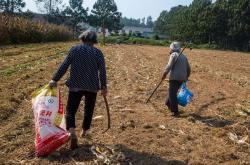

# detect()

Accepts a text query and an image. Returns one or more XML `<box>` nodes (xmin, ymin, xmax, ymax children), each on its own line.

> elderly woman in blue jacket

<box><xmin>49</xmin><ymin>30</ymin><xmax>107</xmax><ymax>149</ymax></box>
<box><xmin>162</xmin><ymin>42</ymin><xmax>191</xmax><ymax>117</ymax></box>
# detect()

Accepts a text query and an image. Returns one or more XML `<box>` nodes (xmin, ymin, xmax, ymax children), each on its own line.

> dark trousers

<box><xmin>165</xmin><ymin>80</ymin><xmax>183</xmax><ymax>113</ymax></box>
<box><xmin>65</xmin><ymin>91</ymin><xmax>97</xmax><ymax>131</ymax></box>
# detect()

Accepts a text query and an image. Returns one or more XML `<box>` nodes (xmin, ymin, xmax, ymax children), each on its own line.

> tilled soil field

<box><xmin>0</xmin><ymin>42</ymin><xmax>249</xmax><ymax>165</ymax></box>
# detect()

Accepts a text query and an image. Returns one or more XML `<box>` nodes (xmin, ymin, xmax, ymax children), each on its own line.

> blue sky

<box><xmin>24</xmin><ymin>0</ymin><xmax>194</xmax><ymax>20</ymax></box>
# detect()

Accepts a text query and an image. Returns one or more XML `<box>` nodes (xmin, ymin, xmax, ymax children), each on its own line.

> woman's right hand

<box><xmin>101</xmin><ymin>88</ymin><xmax>108</xmax><ymax>97</ymax></box>
<box><xmin>161</xmin><ymin>72</ymin><xmax>167</xmax><ymax>80</ymax></box>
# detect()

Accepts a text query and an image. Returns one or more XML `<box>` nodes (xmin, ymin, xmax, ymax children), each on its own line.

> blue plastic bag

<box><xmin>177</xmin><ymin>82</ymin><xmax>193</xmax><ymax>107</ymax></box>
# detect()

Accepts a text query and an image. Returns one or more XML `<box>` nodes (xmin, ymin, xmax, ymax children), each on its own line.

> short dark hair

<box><xmin>79</xmin><ymin>30</ymin><xmax>98</xmax><ymax>43</ymax></box>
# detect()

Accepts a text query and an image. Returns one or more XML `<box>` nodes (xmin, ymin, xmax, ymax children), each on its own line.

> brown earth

<box><xmin>0</xmin><ymin>42</ymin><xmax>249</xmax><ymax>165</ymax></box>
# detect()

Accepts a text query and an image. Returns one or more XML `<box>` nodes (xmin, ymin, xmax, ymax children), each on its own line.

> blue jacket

<box><xmin>52</xmin><ymin>44</ymin><xmax>107</xmax><ymax>91</ymax></box>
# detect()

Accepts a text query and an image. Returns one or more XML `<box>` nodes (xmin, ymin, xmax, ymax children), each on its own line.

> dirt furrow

<box><xmin>0</xmin><ymin>43</ymin><xmax>249</xmax><ymax>165</ymax></box>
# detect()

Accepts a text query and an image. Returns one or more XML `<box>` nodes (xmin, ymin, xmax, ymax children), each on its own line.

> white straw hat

<box><xmin>170</xmin><ymin>42</ymin><xmax>181</xmax><ymax>52</ymax></box>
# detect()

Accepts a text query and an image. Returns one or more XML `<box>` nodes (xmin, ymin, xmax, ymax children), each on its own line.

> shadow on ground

<box><xmin>44</xmin><ymin>144</ymin><xmax>187</xmax><ymax>165</ymax></box>
<box><xmin>183</xmin><ymin>113</ymin><xmax>234</xmax><ymax>128</ymax></box>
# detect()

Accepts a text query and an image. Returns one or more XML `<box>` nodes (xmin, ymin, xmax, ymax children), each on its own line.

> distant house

<box><xmin>77</xmin><ymin>23</ymin><xmax>112</xmax><ymax>37</ymax></box>
<box><xmin>97</xmin><ymin>28</ymin><xmax>111</xmax><ymax>37</ymax></box>
<box><xmin>121</xmin><ymin>26</ymin><xmax>154</xmax><ymax>38</ymax></box>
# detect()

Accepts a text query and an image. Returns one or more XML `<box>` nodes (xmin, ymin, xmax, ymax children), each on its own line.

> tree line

<box><xmin>2</xmin><ymin>0</ymin><xmax>249</xmax><ymax>50</ymax></box>
<box><xmin>121</xmin><ymin>16</ymin><xmax>154</xmax><ymax>28</ymax></box>
<box><xmin>154</xmin><ymin>0</ymin><xmax>250</xmax><ymax>51</ymax></box>
<box><xmin>0</xmin><ymin>0</ymin><xmax>156</xmax><ymax>33</ymax></box>
<box><xmin>0</xmin><ymin>0</ymin><xmax>123</xmax><ymax>41</ymax></box>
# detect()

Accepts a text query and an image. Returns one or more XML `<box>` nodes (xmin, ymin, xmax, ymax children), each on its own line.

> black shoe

<box><xmin>69</xmin><ymin>133</ymin><xmax>78</xmax><ymax>150</ymax></box>
<box><xmin>171</xmin><ymin>112</ymin><xmax>180</xmax><ymax>117</ymax></box>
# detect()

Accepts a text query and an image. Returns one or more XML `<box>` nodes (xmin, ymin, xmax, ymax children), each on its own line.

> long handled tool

<box><xmin>102</xmin><ymin>95</ymin><xmax>111</xmax><ymax>133</ymax></box>
<box><xmin>146</xmin><ymin>79</ymin><xmax>164</xmax><ymax>103</ymax></box>
<box><xmin>146</xmin><ymin>44</ymin><xmax>188</xmax><ymax>104</ymax></box>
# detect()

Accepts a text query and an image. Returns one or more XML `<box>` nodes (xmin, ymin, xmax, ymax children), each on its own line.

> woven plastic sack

<box><xmin>32</xmin><ymin>85</ymin><xmax>69</xmax><ymax>157</ymax></box>
<box><xmin>177</xmin><ymin>82</ymin><xmax>193</xmax><ymax>107</ymax></box>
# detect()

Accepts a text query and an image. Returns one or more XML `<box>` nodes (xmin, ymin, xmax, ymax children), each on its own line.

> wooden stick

<box><xmin>102</xmin><ymin>95</ymin><xmax>111</xmax><ymax>133</ymax></box>
<box><xmin>146</xmin><ymin>79</ymin><xmax>164</xmax><ymax>103</ymax></box>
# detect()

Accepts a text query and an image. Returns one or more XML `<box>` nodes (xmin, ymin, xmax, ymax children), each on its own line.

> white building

<box><xmin>120</xmin><ymin>26</ymin><xmax>154</xmax><ymax>38</ymax></box>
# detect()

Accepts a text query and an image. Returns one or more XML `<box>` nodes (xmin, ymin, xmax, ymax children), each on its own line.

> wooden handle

<box><xmin>102</xmin><ymin>95</ymin><xmax>111</xmax><ymax>133</ymax></box>
<box><xmin>146</xmin><ymin>79</ymin><xmax>164</xmax><ymax>103</ymax></box>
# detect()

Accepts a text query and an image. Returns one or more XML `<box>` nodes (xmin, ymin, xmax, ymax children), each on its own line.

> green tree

<box><xmin>154</xmin><ymin>10</ymin><xmax>168</xmax><ymax>35</ymax></box>
<box><xmin>153</xmin><ymin>0</ymin><xmax>250</xmax><ymax>50</ymax></box>
<box><xmin>90</xmin><ymin>0</ymin><xmax>122</xmax><ymax>45</ymax></box>
<box><xmin>141</xmin><ymin>17</ymin><xmax>146</xmax><ymax>26</ymax></box>
<box><xmin>146</xmin><ymin>16</ymin><xmax>154</xmax><ymax>28</ymax></box>
<box><xmin>63</xmin><ymin>0</ymin><xmax>88</xmax><ymax>38</ymax></box>
<box><xmin>165</xmin><ymin>5</ymin><xmax>188</xmax><ymax>41</ymax></box>
<box><xmin>226</xmin><ymin>0</ymin><xmax>250</xmax><ymax>50</ymax></box>
<box><xmin>47</xmin><ymin>8</ymin><xmax>67</xmax><ymax>25</ymax></box>
<box><xmin>120</xmin><ymin>17</ymin><xmax>148</xmax><ymax>27</ymax></box>
<box><xmin>154</xmin><ymin>5</ymin><xmax>187</xmax><ymax>40</ymax></box>
<box><xmin>0</xmin><ymin>0</ymin><xmax>25</xmax><ymax>14</ymax></box>
<box><xmin>187</xmin><ymin>0</ymin><xmax>212</xmax><ymax>43</ymax></box>
<box><xmin>199</xmin><ymin>2</ymin><xmax>228</xmax><ymax>46</ymax></box>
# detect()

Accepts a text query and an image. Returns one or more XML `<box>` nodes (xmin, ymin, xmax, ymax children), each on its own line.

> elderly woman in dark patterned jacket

<box><xmin>49</xmin><ymin>30</ymin><xmax>107</xmax><ymax>150</ymax></box>
<box><xmin>161</xmin><ymin>42</ymin><xmax>191</xmax><ymax>117</ymax></box>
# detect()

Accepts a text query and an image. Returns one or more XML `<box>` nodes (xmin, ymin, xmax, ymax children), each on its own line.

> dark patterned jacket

<box><xmin>52</xmin><ymin>44</ymin><xmax>107</xmax><ymax>91</ymax></box>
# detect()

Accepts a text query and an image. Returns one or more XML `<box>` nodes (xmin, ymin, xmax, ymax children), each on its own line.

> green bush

<box><xmin>196</xmin><ymin>44</ymin><xmax>220</xmax><ymax>49</ymax></box>
<box><xmin>187</xmin><ymin>43</ymin><xmax>220</xmax><ymax>50</ymax></box>
<box><xmin>102</xmin><ymin>35</ymin><xmax>223</xmax><ymax>50</ymax></box>
<box><xmin>152</xmin><ymin>35</ymin><xmax>160</xmax><ymax>40</ymax></box>
<box><xmin>104</xmin><ymin>36</ymin><xmax>170</xmax><ymax>46</ymax></box>
<box><xmin>177</xmin><ymin>42</ymin><xmax>220</xmax><ymax>50</ymax></box>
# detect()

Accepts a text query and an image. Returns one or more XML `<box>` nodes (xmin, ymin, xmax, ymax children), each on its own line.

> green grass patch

<box><xmin>0</xmin><ymin>52</ymin><xmax>65</xmax><ymax>77</ymax></box>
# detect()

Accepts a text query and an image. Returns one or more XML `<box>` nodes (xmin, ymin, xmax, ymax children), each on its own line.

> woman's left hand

<box><xmin>49</xmin><ymin>80</ymin><xmax>57</xmax><ymax>88</ymax></box>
